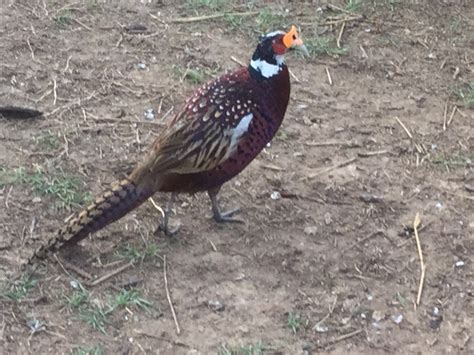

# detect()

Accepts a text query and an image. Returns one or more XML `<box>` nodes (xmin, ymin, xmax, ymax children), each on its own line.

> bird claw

<box><xmin>156</xmin><ymin>223</ymin><xmax>180</xmax><ymax>237</ymax></box>
<box><xmin>213</xmin><ymin>208</ymin><xmax>245</xmax><ymax>224</ymax></box>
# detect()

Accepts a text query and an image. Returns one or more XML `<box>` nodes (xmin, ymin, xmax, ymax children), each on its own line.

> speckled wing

<box><xmin>146</xmin><ymin>71</ymin><xmax>258</xmax><ymax>175</ymax></box>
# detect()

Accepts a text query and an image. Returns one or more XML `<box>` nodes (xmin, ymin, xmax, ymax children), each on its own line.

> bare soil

<box><xmin>0</xmin><ymin>1</ymin><xmax>473</xmax><ymax>354</ymax></box>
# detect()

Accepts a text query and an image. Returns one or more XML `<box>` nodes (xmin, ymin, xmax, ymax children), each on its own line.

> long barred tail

<box><xmin>30</xmin><ymin>178</ymin><xmax>153</xmax><ymax>262</ymax></box>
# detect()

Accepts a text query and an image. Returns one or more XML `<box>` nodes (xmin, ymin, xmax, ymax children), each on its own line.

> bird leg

<box><xmin>157</xmin><ymin>193</ymin><xmax>180</xmax><ymax>236</ymax></box>
<box><xmin>208</xmin><ymin>187</ymin><xmax>244</xmax><ymax>224</ymax></box>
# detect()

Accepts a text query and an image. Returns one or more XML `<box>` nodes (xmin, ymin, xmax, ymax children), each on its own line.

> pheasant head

<box><xmin>249</xmin><ymin>25</ymin><xmax>308</xmax><ymax>80</ymax></box>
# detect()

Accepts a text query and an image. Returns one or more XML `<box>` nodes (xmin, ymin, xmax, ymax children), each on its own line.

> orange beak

<box><xmin>282</xmin><ymin>25</ymin><xmax>308</xmax><ymax>56</ymax></box>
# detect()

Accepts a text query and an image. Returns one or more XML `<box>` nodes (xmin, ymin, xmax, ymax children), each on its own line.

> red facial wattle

<box><xmin>272</xmin><ymin>42</ymin><xmax>287</xmax><ymax>55</ymax></box>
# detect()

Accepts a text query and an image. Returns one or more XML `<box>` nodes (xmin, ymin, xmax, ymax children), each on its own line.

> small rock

<box><xmin>455</xmin><ymin>260</ymin><xmax>465</xmax><ymax>268</ymax></box>
<box><xmin>435</xmin><ymin>202</ymin><xmax>444</xmax><ymax>210</ymax></box>
<box><xmin>207</xmin><ymin>300</ymin><xmax>225</xmax><ymax>312</ymax></box>
<box><xmin>27</xmin><ymin>318</ymin><xmax>43</xmax><ymax>332</ymax></box>
<box><xmin>367</xmin><ymin>294</ymin><xmax>374</xmax><ymax>301</ymax></box>
<box><xmin>324</xmin><ymin>212</ymin><xmax>332</xmax><ymax>225</ymax></box>
<box><xmin>136</xmin><ymin>63</ymin><xmax>147</xmax><ymax>70</ymax></box>
<box><xmin>238</xmin><ymin>325</ymin><xmax>249</xmax><ymax>334</ymax></box>
<box><xmin>144</xmin><ymin>108</ymin><xmax>155</xmax><ymax>120</ymax></box>
<box><xmin>32</xmin><ymin>196</ymin><xmax>42</xmax><ymax>203</ymax></box>
<box><xmin>359</xmin><ymin>193</ymin><xmax>383</xmax><ymax>203</ymax></box>
<box><xmin>234</xmin><ymin>273</ymin><xmax>245</xmax><ymax>281</ymax></box>
<box><xmin>372</xmin><ymin>310</ymin><xmax>384</xmax><ymax>322</ymax></box>
<box><xmin>314</xmin><ymin>323</ymin><xmax>329</xmax><ymax>333</ymax></box>
<box><xmin>304</xmin><ymin>226</ymin><xmax>318</xmax><ymax>236</ymax></box>
<box><xmin>70</xmin><ymin>280</ymin><xmax>80</xmax><ymax>289</ymax></box>
<box><xmin>427</xmin><ymin>52</ymin><xmax>437</xmax><ymax>59</ymax></box>
<box><xmin>270</xmin><ymin>191</ymin><xmax>281</xmax><ymax>200</ymax></box>
<box><xmin>428</xmin><ymin>307</ymin><xmax>443</xmax><ymax>329</ymax></box>
<box><xmin>391</xmin><ymin>314</ymin><xmax>403</xmax><ymax>324</ymax></box>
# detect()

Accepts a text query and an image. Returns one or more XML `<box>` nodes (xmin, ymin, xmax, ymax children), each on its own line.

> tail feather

<box><xmin>30</xmin><ymin>178</ymin><xmax>153</xmax><ymax>261</ymax></box>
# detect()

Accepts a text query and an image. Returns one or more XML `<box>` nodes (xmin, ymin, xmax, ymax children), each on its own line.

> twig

<box><xmin>164</xmin><ymin>256</ymin><xmax>181</xmax><ymax>335</ymax></box>
<box><xmin>442</xmin><ymin>100</ymin><xmax>448</xmax><ymax>131</ymax></box>
<box><xmin>53</xmin><ymin>254</ymin><xmax>73</xmax><ymax>278</ymax></box>
<box><xmin>305</xmin><ymin>157</ymin><xmax>357</xmax><ymax>180</ymax></box>
<box><xmin>230</xmin><ymin>56</ymin><xmax>245</xmax><ymax>67</ymax></box>
<box><xmin>394</xmin><ymin>117</ymin><xmax>413</xmax><ymax>139</ymax></box>
<box><xmin>413</xmin><ymin>213</ymin><xmax>426</xmax><ymax>308</ymax></box>
<box><xmin>52</xmin><ymin>78</ymin><xmax>57</xmax><ymax>106</ymax></box>
<box><xmin>325</xmin><ymin>67</ymin><xmax>333</xmax><ymax>85</ymax></box>
<box><xmin>60</xmin><ymin>258</ymin><xmax>93</xmax><ymax>280</ymax></box>
<box><xmin>357</xmin><ymin>149</ymin><xmax>388</xmax><ymax>157</ymax></box>
<box><xmin>289</xmin><ymin>69</ymin><xmax>300</xmax><ymax>83</ymax></box>
<box><xmin>260</xmin><ymin>163</ymin><xmax>284</xmax><ymax>171</ymax></box>
<box><xmin>170</xmin><ymin>11</ymin><xmax>258</xmax><ymax>24</ymax></box>
<box><xmin>149</xmin><ymin>197</ymin><xmax>165</xmax><ymax>218</ymax></box>
<box><xmin>305</xmin><ymin>140</ymin><xmax>360</xmax><ymax>148</ymax></box>
<box><xmin>327</xmin><ymin>3</ymin><xmax>357</xmax><ymax>16</ymax></box>
<box><xmin>337</xmin><ymin>21</ymin><xmax>346</xmax><ymax>48</ymax></box>
<box><xmin>447</xmin><ymin>105</ymin><xmax>457</xmax><ymax>127</ymax></box>
<box><xmin>323</xmin><ymin>16</ymin><xmax>363</xmax><ymax>26</ymax></box>
<box><xmin>208</xmin><ymin>239</ymin><xmax>217</xmax><ymax>252</ymax></box>
<box><xmin>324</xmin><ymin>328</ymin><xmax>364</xmax><ymax>346</ymax></box>
<box><xmin>26</xmin><ymin>38</ymin><xmax>35</xmax><ymax>60</ymax></box>
<box><xmin>313</xmin><ymin>295</ymin><xmax>337</xmax><ymax>330</ymax></box>
<box><xmin>63</xmin><ymin>55</ymin><xmax>72</xmax><ymax>74</ymax></box>
<box><xmin>88</xmin><ymin>261</ymin><xmax>133</xmax><ymax>287</ymax></box>
<box><xmin>72</xmin><ymin>18</ymin><xmax>92</xmax><ymax>31</ymax></box>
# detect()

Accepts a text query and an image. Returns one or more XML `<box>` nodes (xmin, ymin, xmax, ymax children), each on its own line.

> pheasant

<box><xmin>30</xmin><ymin>26</ymin><xmax>307</xmax><ymax>262</ymax></box>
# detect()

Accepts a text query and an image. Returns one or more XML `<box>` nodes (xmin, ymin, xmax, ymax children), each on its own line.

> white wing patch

<box><xmin>229</xmin><ymin>113</ymin><xmax>253</xmax><ymax>155</ymax></box>
<box><xmin>264</xmin><ymin>30</ymin><xmax>285</xmax><ymax>38</ymax></box>
<box><xmin>250</xmin><ymin>59</ymin><xmax>282</xmax><ymax>78</ymax></box>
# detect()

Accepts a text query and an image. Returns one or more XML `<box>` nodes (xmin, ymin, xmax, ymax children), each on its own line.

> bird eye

<box><xmin>292</xmin><ymin>34</ymin><xmax>296</xmax><ymax>40</ymax></box>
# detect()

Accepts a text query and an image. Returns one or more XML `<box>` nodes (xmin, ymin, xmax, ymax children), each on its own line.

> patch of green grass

<box><xmin>66</xmin><ymin>282</ymin><xmax>153</xmax><ymax>333</ymax></box>
<box><xmin>430</xmin><ymin>153</ymin><xmax>472</xmax><ymax>170</ymax></box>
<box><xmin>287</xmin><ymin>312</ymin><xmax>305</xmax><ymax>334</ymax></box>
<box><xmin>0</xmin><ymin>166</ymin><xmax>90</xmax><ymax>208</ymax></box>
<box><xmin>345</xmin><ymin>0</ymin><xmax>362</xmax><ymax>12</ymax></box>
<box><xmin>219</xmin><ymin>341</ymin><xmax>267</xmax><ymax>355</ymax></box>
<box><xmin>255</xmin><ymin>8</ymin><xmax>285</xmax><ymax>34</ymax></box>
<box><xmin>2</xmin><ymin>274</ymin><xmax>37</xmax><ymax>301</ymax></box>
<box><xmin>453</xmin><ymin>83</ymin><xmax>474</xmax><ymax>109</ymax></box>
<box><xmin>116</xmin><ymin>242</ymin><xmax>160</xmax><ymax>262</ymax></box>
<box><xmin>66</xmin><ymin>282</ymin><xmax>90</xmax><ymax>308</ymax></box>
<box><xmin>35</xmin><ymin>131</ymin><xmax>60</xmax><ymax>150</ymax></box>
<box><xmin>174</xmin><ymin>66</ymin><xmax>209</xmax><ymax>85</ymax></box>
<box><xmin>73</xmin><ymin>345</ymin><xmax>103</xmax><ymax>355</ymax></box>
<box><xmin>186</xmin><ymin>0</ymin><xmax>230</xmax><ymax>11</ymax></box>
<box><xmin>80</xmin><ymin>303</ymin><xmax>108</xmax><ymax>334</ymax></box>
<box><xmin>54</xmin><ymin>10</ymin><xmax>72</xmax><ymax>26</ymax></box>
<box><xmin>449</xmin><ymin>17</ymin><xmax>463</xmax><ymax>33</ymax></box>
<box><xmin>304</xmin><ymin>37</ymin><xmax>347</xmax><ymax>57</ymax></box>
<box><xmin>109</xmin><ymin>289</ymin><xmax>153</xmax><ymax>313</ymax></box>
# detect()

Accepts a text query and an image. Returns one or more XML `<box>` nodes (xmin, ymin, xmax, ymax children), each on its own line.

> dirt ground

<box><xmin>0</xmin><ymin>1</ymin><xmax>473</xmax><ymax>354</ymax></box>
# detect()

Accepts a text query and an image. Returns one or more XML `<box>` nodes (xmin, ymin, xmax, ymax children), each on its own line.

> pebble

<box><xmin>70</xmin><ymin>280</ymin><xmax>80</xmax><ymax>289</ymax></box>
<box><xmin>324</xmin><ymin>212</ymin><xmax>332</xmax><ymax>225</ymax></box>
<box><xmin>372</xmin><ymin>310</ymin><xmax>384</xmax><ymax>322</ymax></box>
<box><xmin>270</xmin><ymin>191</ymin><xmax>281</xmax><ymax>200</ymax></box>
<box><xmin>32</xmin><ymin>196</ymin><xmax>42</xmax><ymax>203</ymax></box>
<box><xmin>391</xmin><ymin>314</ymin><xmax>403</xmax><ymax>324</ymax></box>
<box><xmin>304</xmin><ymin>226</ymin><xmax>318</xmax><ymax>236</ymax></box>
<box><xmin>455</xmin><ymin>260</ymin><xmax>465</xmax><ymax>268</ymax></box>
<box><xmin>207</xmin><ymin>300</ymin><xmax>225</xmax><ymax>312</ymax></box>
<box><xmin>314</xmin><ymin>323</ymin><xmax>329</xmax><ymax>333</ymax></box>
<box><xmin>144</xmin><ymin>108</ymin><xmax>155</xmax><ymax>120</ymax></box>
